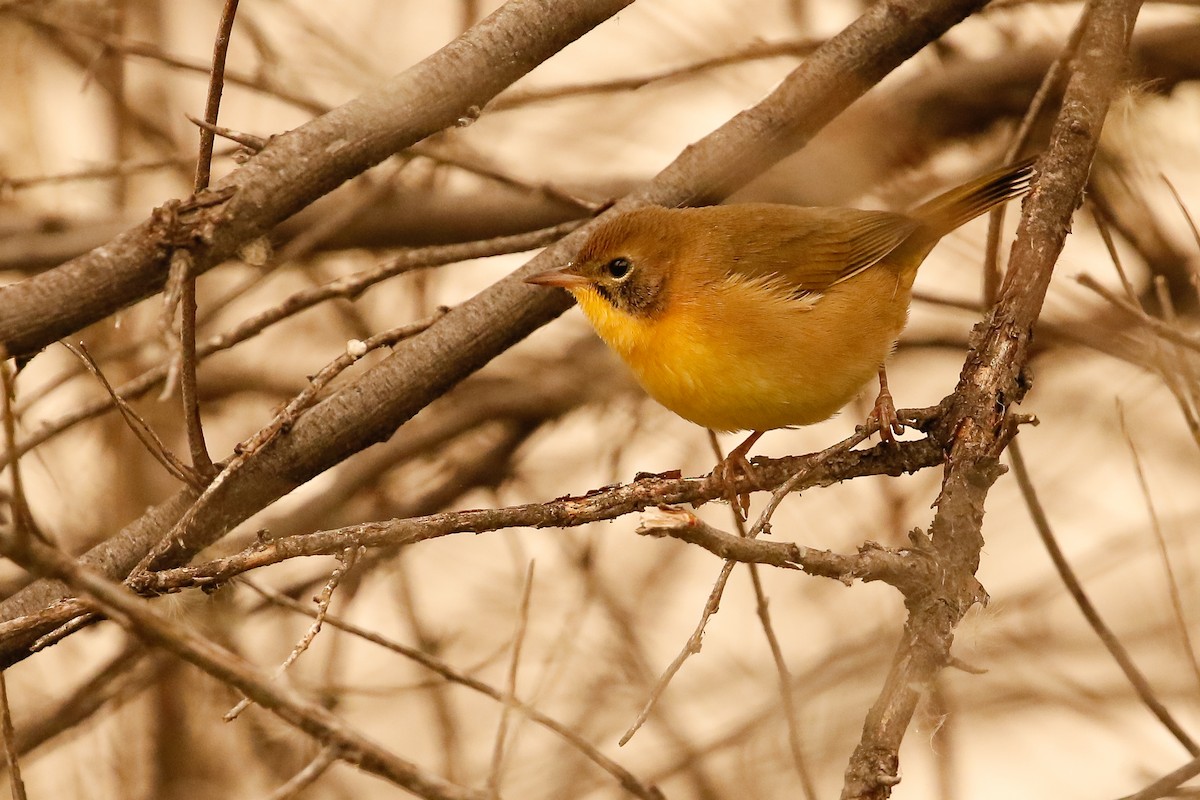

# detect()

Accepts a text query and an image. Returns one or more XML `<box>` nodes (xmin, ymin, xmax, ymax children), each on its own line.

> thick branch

<box><xmin>841</xmin><ymin>1</ymin><xmax>1144</xmax><ymax>798</ymax></box>
<box><xmin>0</xmin><ymin>0</ymin><xmax>632</xmax><ymax>358</ymax></box>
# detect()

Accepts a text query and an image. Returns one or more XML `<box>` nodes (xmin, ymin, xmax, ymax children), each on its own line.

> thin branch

<box><xmin>0</xmin><ymin>350</ymin><xmax>43</xmax><ymax>546</ymax></box>
<box><xmin>175</xmin><ymin>0</ymin><xmax>241</xmax><ymax>479</ymax></box>
<box><xmin>0</xmin><ymin>670</ymin><xmax>26</xmax><ymax>800</ymax></box>
<box><xmin>1116</xmin><ymin>409</ymin><xmax>1200</xmax><ymax>696</ymax></box>
<box><xmin>244</xmin><ymin>580</ymin><xmax>664</xmax><ymax>800</ymax></box>
<box><xmin>262</xmin><ymin>746</ymin><xmax>338</xmax><ymax>800</ymax></box>
<box><xmin>129</xmin><ymin>430</ymin><xmax>945</xmax><ymax>596</ymax></box>
<box><xmin>1010</xmin><ymin>440</ymin><xmax>1199</xmax><ymax>756</ymax></box>
<box><xmin>61</xmin><ymin>342</ymin><xmax>200</xmax><ymax>488</ymax></box>
<box><xmin>489</xmin><ymin>37</ymin><xmax>822</xmax><ymax>111</ymax></box>
<box><xmin>1076</xmin><ymin>274</ymin><xmax>1200</xmax><ymax>356</ymax></box>
<box><xmin>12</xmin><ymin>641</ymin><xmax>159</xmax><ymax>756</ymax></box>
<box><xmin>0</xmin><ymin>535</ymin><xmax>489</xmax><ymax>800</ymax></box>
<box><xmin>1118</xmin><ymin>755</ymin><xmax>1200</xmax><ymax>800</ymax></box>
<box><xmin>226</xmin><ymin>547</ymin><xmax>360</xmax><ymax>721</ymax></box>
<box><xmin>487</xmin><ymin>561</ymin><xmax>536</xmax><ymax>798</ymax></box>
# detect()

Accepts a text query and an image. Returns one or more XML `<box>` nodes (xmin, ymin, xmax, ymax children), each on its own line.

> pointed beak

<box><xmin>525</xmin><ymin>266</ymin><xmax>590</xmax><ymax>290</ymax></box>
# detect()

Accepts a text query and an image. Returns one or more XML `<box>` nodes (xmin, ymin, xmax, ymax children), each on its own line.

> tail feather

<box><xmin>912</xmin><ymin>156</ymin><xmax>1038</xmax><ymax>240</ymax></box>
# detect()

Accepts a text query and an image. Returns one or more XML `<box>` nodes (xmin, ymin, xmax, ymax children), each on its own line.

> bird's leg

<box><xmin>866</xmin><ymin>367</ymin><xmax>905</xmax><ymax>444</ymax></box>
<box><xmin>713</xmin><ymin>430</ymin><xmax>764</xmax><ymax>517</ymax></box>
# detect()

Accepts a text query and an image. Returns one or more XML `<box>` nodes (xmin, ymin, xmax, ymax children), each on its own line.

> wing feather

<box><xmin>702</xmin><ymin>205</ymin><xmax>920</xmax><ymax>295</ymax></box>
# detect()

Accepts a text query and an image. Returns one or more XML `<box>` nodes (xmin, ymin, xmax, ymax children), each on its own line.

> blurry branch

<box><xmin>0</xmin><ymin>149</ymin><xmax>241</xmax><ymax>191</ymax></box>
<box><xmin>247</xmin><ymin>581</ymin><xmax>665</xmax><ymax>800</ymax></box>
<box><xmin>842</xmin><ymin>1</ymin><xmax>1144</xmax><ymax>797</ymax></box>
<box><xmin>262</xmin><ymin>746</ymin><xmax>338</xmax><ymax>800</ymax></box>
<box><xmin>1010</xmin><ymin>441</ymin><xmax>1200</xmax><ymax>756</ymax></box>
<box><xmin>12</xmin><ymin>8</ymin><xmax>181</xmax><ymax>160</ymax></box>
<box><xmin>1120</xmin><ymin>755</ymin><xmax>1200</xmax><ymax>800</ymax></box>
<box><xmin>1077</xmin><ymin>274</ymin><xmax>1200</xmax><ymax>355</ymax></box>
<box><xmin>0</xmin><ymin>0</ymin><xmax>995</xmax><ymax>666</ymax></box>
<box><xmin>8</xmin><ymin>5</ymin><xmax>329</xmax><ymax>115</ymax></box>
<box><xmin>1119</xmin><ymin>410</ymin><xmax>1200</xmax><ymax>694</ymax></box>
<box><xmin>1</xmin><ymin>222</ymin><xmax>580</xmax><ymax>470</ymax></box>
<box><xmin>879</xmin><ymin>23</ymin><xmax>1198</xmax><ymax>146</ymax></box>
<box><xmin>12</xmin><ymin>641</ymin><xmax>163</xmax><ymax>756</ymax></box>
<box><xmin>1090</xmin><ymin>166</ymin><xmax>1200</xmax><ymax>315</ymax></box>
<box><xmin>489</xmin><ymin>37</ymin><xmax>823</xmax><ymax>110</ymax></box>
<box><xmin>0</xmin><ymin>184</ymin><xmax>584</xmax><ymax>276</ymax></box>
<box><xmin>0</xmin><ymin>537</ymin><xmax>491</xmax><ymax>800</ymax></box>
<box><xmin>0</xmin><ymin>670</ymin><xmax>24</xmax><ymax>800</ymax></box>
<box><xmin>487</xmin><ymin>561</ymin><xmax>535</xmax><ymax>797</ymax></box>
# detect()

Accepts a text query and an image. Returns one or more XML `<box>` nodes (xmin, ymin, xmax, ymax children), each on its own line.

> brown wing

<box><xmin>701</xmin><ymin>204</ymin><xmax>921</xmax><ymax>295</ymax></box>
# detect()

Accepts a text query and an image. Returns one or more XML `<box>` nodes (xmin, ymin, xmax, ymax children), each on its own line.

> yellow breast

<box><xmin>571</xmin><ymin>269</ymin><xmax>909</xmax><ymax>432</ymax></box>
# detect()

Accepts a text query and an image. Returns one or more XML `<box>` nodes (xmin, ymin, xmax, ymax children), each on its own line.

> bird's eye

<box><xmin>605</xmin><ymin>257</ymin><xmax>632</xmax><ymax>280</ymax></box>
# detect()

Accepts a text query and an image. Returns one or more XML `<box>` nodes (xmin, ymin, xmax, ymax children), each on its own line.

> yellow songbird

<box><xmin>526</xmin><ymin>159</ymin><xmax>1035</xmax><ymax>478</ymax></box>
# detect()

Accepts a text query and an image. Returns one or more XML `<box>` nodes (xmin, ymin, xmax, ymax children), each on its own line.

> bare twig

<box><xmin>1010</xmin><ymin>440</ymin><xmax>1199</xmax><ymax>756</ymax></box>
<box><xmin>1119</xmin><ymin>755</ymin><xmax>1200</xmax><ymax>800</ymax></box>
<box><xmin>489</xmin><ymin>37</ymin><xmax>822</xmax><ymax>111</ymax></box>
<box><xmin>262</xmin><ymin>746</ymin><xmax>338</xmax><ymax>800</ymax></box>
<box><xmin>244</xmin><ymin>580</ymin><xmax>664</xmax><ymax>800</ymax></box>
<box><xmin>195</xmin><ymin>0</ymin><xmax>240</xmax><ymax>191</ymax></box>
<box><xmin>487</xmin><ymin>561</ymin><xmax>536</xmax><ymax>798</ymax></box>
<box><xmin>1076</xmin><ymin>274</ymin><xmax>1200</xmax><ymax>356</ymax></box>
<box><xmin>226</xmin><ymin>547</ymin><xmax>360</xmax><ymax>721</ymax></box>
<box><xmin>173</xmin><ymin>0</ymin><xmax>241</xmax><ymax>479</ymax></box>
<box><xmin>130</xmin><ymin>431</ymin><xmax>944</xmax><ymax>596</ymax></box>
<box><xmin>0</xmin><ymin>535</ymin><xmax>489</xmax><ymax>800</ymax></box>
<box><xmin>185</xmin><ymin>114</ymin><xmax>266</xmax><ymax>153</ymax></box>
<box><xmin>1117</xmin><ymin>410</ymin><xmax>1200</xmax><ymax>696</ymax></box>
<box><xmin>0</xmin><ymin>670</ymin><xmax>26</xmax><ymax>800</ymax></box>
<box><xmin>62</xmin><ymin>342</ymin><xmax>200</xmax><ymax>488</ymax></box>
<box><xmin>0</xmin><ymin>350</ymin><xmax>43</xmax><ymax>545</ymax></box>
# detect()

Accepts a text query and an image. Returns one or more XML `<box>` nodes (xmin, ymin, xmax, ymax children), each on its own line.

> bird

<box><xmin>526</xmin><ymin>158</ymin><xmax>1036</xmax><ymax>499</ymax></box>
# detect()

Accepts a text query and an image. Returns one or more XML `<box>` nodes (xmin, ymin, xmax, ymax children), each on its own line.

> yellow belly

<box><xmin>573</xmin><ymin>269</ymin><xmax>909</xmax><ymax>432</ymax></box>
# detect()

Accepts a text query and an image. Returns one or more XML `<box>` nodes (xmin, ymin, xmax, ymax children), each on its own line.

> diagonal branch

<box><xmin>0</xmin><ymin>0</ymin><xmax>634</xmax><ymax>358</ymax></box>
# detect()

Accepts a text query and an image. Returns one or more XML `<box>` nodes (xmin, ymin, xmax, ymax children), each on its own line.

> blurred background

<box><xmin>2</xmin><ymin>0</ymin><xmax>1200</xmax><ymax>798</ymax></box>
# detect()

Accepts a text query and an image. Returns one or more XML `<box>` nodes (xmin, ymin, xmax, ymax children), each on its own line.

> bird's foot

<box><xmin>711</xmin><ymin>430</ymin><xmax>764</xmax><ymax>519</ymax></box>
<box><xmin>866</xmin><ymin>382</ymin><xmax>906</xmax><ymax>444</ymax></box>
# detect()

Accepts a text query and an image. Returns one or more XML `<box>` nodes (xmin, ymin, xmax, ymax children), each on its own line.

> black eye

<box><xmin>605</xmin><ymin>257</ymin><xmax>632</xmax><ymax>280</ymax></box>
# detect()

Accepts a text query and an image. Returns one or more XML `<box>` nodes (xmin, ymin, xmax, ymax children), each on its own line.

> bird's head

<box><xmin>526</xmin><ymin>206</ymin><xmax>686</xmax><ymax>319</ymax></box>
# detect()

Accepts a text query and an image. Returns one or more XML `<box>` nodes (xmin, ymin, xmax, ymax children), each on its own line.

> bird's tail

<box><xmin>912</xmin><ymin>156</ymin><xmax>1038</xmax><ymax>241</ymax></box>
